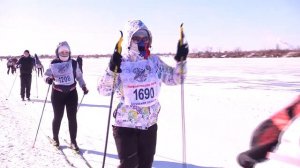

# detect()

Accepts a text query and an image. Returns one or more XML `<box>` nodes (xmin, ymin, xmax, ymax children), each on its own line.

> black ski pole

<box><xmin>77</xmin><ymin>94</ymin><xmax>85</xmax><ymax>111</ymax></box>
<box><xmin>180</xmin><ymin>23</ymin><xmax>187</xmax><ymax>168</ymax></box>
<box><xmin>35</xmin><ymin>58</ymin><xmax>38</xmax><ymax>98</ymax></box>
<box><xmin>32</xmin><ymin>84</ymin><xmax>51</xmax><ymax>148</ymax></box>
<box><xmin>6</xmin><ymin>71</ymin><xmax>18</xmax><ymax>100</ymax></box>
<box><xmin>102</xmin><ymin>31</ymin><xmax>123</xmax><ymax>168</ymax></box>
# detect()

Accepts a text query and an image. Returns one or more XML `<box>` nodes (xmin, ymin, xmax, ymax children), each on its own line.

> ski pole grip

<box><xmin>180</xmin><ymin>23</ymin><xmax>184</xmax><ymax>46</ymax></box>
<box><xmin>117</xmin><ymin>31</ymin><xmax>123</xmax><ymax>54</ymax></box>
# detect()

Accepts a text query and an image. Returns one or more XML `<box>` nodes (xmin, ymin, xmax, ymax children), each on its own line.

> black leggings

<box><xmin>51</xmin><ymin>89</ymin><xmax>78</xmax><ymax>143</ymax></box>
<box><xmin>113</xmin><ymin>124</ymin><xmax>157</xmax><ymax>168</ymax></box>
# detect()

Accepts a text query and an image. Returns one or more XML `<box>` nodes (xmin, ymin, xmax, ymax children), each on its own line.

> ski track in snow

<box><xmin>1</xmin><ymin>57</ymin><xmax>300</xmax><ymax>168</ymax></box>
<box><xmin>0</xmin><ymin>99</ymin><xmax>73</xmax><ymax>168</ymax></box>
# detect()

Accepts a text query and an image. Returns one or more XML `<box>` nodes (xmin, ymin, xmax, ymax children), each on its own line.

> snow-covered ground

<box><xmin>1</xmin><ymin>57</ymin><xmax>300</xmax><ymax>168</ymax></box>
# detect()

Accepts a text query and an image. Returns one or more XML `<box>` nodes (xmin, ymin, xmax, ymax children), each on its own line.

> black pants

<box><xmin>12</xmin><ymin>67</ymin><xmax>16</xmax><ymax>74</ymax></box>
<box><xmin>20</xmin><ymin>73</ymin><xmax>32</xmax><ymax>99</ymax></box>
<box><xmin>7</xmin><ymin>66</ymin><xmax>16</xmax><ymax>74</ymax></box>
<box><xmin>113</xmin><ymin>124</ymin><xmax>157</xmax><ymax>168</ymax></box>
<box><xmin>37</xmin><ymin>68</ymin><xmax>43</xmax><ymax>77</ymax></box>
<box><xmin>51</xmin><ymin>89</ymin><xmax>78</xmax><ymax>143</ymax></box>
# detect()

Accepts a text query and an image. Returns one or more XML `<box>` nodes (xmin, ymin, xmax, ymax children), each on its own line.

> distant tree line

<box><xmin>188</xmin><ymin>49</ymin><xmax>300</xmax><ymax>58</ymax></box>
<box><xmin>1</xmin><ymin>49</ymin><xmax>300</xmax><ymax>59</ymax></box>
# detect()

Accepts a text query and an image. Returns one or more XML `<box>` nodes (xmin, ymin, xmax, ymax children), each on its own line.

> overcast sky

<box><xmin>0</xmin><ymin>0</ymin><xmax>300</xmax><ymax>56</ymax></box>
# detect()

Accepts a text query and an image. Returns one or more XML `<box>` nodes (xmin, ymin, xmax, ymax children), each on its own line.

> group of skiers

<box><xmin>42</xmin><ymin>20</ymin><xmax>188</xmax><ymax>167</ymax></box>
<box><xmin>7</xmin><ymin>54</ymin><xmax>44</xmax><ymax>75</ymax></box>
<box><xmin>5</xmin><ymin>19</ymin><xmax>297</xmax><ymax>168</ymax></box>
<box><xmin>8</xmin><ymin>51</ymin><xmax>45</xmax><ymax>100</ymax></box>
<box><xmin>32</xmin><ymin>19</ymin><xmax>188</xmax><ymax>168</ymax></box>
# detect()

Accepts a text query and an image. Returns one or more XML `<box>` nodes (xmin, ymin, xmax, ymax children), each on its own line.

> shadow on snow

<box><xmin>30</xmin><ymin>98</ymin><xmax>110</xmax><ymax>108</ymax></box>
<box><xmin>78</xmin><ymin>148</ymin><xmax>218</xmax><ymax>168</ymax></box>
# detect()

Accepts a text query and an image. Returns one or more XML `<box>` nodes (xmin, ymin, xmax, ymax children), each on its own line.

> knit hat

<box><xmin>56</xmin><ymin>41</ymin><xmax>71</xmax><ymax>61</ymax></box>
<box><xmin>55</xmin><ymin>41</ymin><xmax>71</xmax><ymax>57</ymax></box>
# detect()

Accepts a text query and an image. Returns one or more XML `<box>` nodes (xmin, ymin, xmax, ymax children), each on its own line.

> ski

<box><xmin>46</xmin><ymin>136</ymin><xmax>76</xmax><ymax>168</ymax></box>
<box><xmin>64</xmin><ymin>139</ymin><xmax>93</xmax><ymax>168</ymax></box>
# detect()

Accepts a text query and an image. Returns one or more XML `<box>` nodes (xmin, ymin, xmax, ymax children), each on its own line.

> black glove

<box><xmin>82</xmin><ymin>86</ymin><xmax>89</xmax><ymax>95</ymax></box>
<box><xmin>174</xmin><ymin>41</ymin><xmax>189</xmax><ymax>62</ymax></box>
<box><xmin>109</xmin><ymin>51</ymin><xmax>122</xmax><ymax>73</ymax></box>
<box><xmin>46</xmin><ymin>77</ymin><xmax>53</xmax><ymax>85</ymax></box>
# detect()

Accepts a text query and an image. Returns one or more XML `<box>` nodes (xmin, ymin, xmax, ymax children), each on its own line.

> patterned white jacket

<box><xmin>98</xmin><ymin>20</ymin><xmax>187</xmax><ymax>130</ymax></box>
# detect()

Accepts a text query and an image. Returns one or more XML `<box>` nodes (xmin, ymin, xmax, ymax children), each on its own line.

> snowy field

<box><xmin>1</xmin><ymin>57</ymin><xmax>300</xmax><ymax>168</ymax></box>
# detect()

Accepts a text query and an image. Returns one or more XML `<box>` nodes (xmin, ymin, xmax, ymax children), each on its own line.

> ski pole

<box><xmin>77</xmin><ymin>94</ymin><xmax>85</xmax><ymax>111</ymax></box>
<box><xmin>102</xmin><ymin>30</ymin><xmax>123</xmax><ymax>168</ymax></box>
<box><xmin>35</xmin><ymin>59</ymin><xmax>38</xmax><ymax>98</ymax></box>
<box><xmin>32</xmin><ymin>84</ymin><xmax>51</xmax><ymax>148</ymax></box>
<box><xmin>6</xmin><ymin>71</ymin><xmax>18</xmax><ymax>100</ymax></box>
<box><xmin>180</xmin><ymin>23</ymin><xmax>187</xmax><ymax>168</ymax></box>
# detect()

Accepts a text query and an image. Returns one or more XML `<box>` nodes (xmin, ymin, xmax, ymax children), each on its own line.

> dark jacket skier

<box><xmin>76</xmin><ymin>55</ymin><xmax>83</xmax><ymax>73</ymax></box>
<box><xmin>16</xmin><ymin>50</ymin><xmax>35</xmax><ymax>101</ymax></box>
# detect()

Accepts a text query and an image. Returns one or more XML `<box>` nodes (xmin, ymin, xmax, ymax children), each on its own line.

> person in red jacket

<box><xmin>237</xmin><ymin>96</ymin><xmax>300</xmax><ymax>168</ymax></box>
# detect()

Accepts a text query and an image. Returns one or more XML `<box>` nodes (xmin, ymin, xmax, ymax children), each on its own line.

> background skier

<box><xmin>34</xmin><ymin>54</ymin><xmax>44</xmax><ymax>77</ymax></box>
<box><xmin>16</xmin><ymin>50</ymin><xmax>35</xmax><ymax>101</ymax></box>
<box><xmin>76</xmin><ymin>55</ymin><xmax>83</xmax><ymax>73</ymax></box>
<box><xmin>7</xmin><ymin>57</ymin><xmax>18</xmax><ymax>75</ymax></box>
<box><xmin>44</xmin><ymin>41</ymin><xmax>89</xmax><ymax>151</ymax></box>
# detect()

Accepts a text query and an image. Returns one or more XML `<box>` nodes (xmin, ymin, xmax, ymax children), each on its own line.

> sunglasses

<box><xmin>58</xmin><ymin>50</ymin><xmax>70</xmax><ymax>56</ymax></box>
<box><xmin>131</xmin><ymin>36</ymin><xmax>150</xmax><ymax>44</ymax></box>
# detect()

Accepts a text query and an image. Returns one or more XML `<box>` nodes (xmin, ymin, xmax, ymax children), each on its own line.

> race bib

<box><xmin>120</xmin><ymin>60</ymin><xmax>161</xmax><ymax>107</ymax></box>
<box><xmin>50</xmin><ymin>61</ymin><xmax>75</xmax><ymax>86</ymax></box>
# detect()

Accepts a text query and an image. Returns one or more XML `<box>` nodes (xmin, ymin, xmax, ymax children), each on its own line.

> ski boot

<box><xmin>52</xmin><ymin>138</ymin><xmax>59</xmax><ymax>147</ymax></box>
<box><xmin>70</xmin><ymin>141</ymin><xmax>79</xmax><ymax>152</ymax></box>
